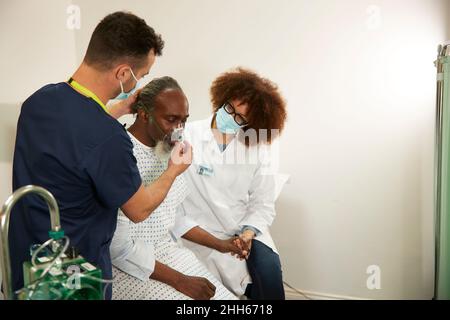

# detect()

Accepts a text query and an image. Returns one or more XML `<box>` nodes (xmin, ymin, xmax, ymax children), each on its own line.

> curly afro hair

<box><xmin>210</xmin><ymin>67</ymin><xmax>287</xmax><ymax>145</ymax></box>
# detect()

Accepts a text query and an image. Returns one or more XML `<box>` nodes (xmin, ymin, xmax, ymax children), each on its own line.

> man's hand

<box><xmin>174</xmin><ymin>275</ymin><xmax>216</xmax><ymax>300</ymax></box>
<box><xmin>233</xmin><ymin>230</ymin><xmax>255</xmax><ymax>259</ymax></box>
<box><xmin>217</xmin><ymin>237</ymin><xmax>247</xmax><ymax>260</ymax></box>
<box><xmin>167</xmin><ymin>141</ymin><xmax>193</xmax><ymax>176</ymax></box>
<box><xmin>150</xmin><ymin>262</ymin><xmax>216</xmax><ymax>300</ymax></box>
<box><xmin>108</xmin><ymin>89</ymin><xmax>141</xmax><ymax>119</ymax></box>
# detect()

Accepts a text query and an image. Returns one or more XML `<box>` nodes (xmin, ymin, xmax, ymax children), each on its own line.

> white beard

<box><xmin>154</xmin><ymin>140</ymin><xmax>173</xmax><ymax>166</ymax></box>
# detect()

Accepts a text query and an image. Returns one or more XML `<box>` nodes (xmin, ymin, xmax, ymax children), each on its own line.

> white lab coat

<box><xmin>175</xmin><ymin>115</ymin><xmax>280</xmax><ymax>296</ymax></box>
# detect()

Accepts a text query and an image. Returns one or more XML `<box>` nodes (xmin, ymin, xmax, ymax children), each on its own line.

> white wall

<box><xmin>448</xmin><ymin>0</ymin><xmax>450</xmax><ymax>39</ymax></box>
<box><xmin>1</xmin><ymin>0</ymin><xmax>449</xmax><ymax>299</ymax></box>
<box><xmin>269</xmin><ymin>0</ymin><xmax>446</xmax><ymax>299</ymax></box>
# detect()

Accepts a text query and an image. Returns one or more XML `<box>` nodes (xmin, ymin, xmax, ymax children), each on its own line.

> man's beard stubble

<box><xmin>154</xmin><ymin>139</ymin><xmax>174</xmax><ymax>166</ymax></box>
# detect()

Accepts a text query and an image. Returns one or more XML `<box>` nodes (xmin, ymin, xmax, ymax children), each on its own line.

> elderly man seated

<box><xmin>110</xmin><ymin>77</ymin><xmax>244</xmax><ymax>300</ymax></box>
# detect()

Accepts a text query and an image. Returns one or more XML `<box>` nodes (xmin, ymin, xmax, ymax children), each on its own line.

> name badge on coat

<box><xmin>197</xmin><ymin>164</ymin><xmax>214</xmax><ymax>177</ymax></box>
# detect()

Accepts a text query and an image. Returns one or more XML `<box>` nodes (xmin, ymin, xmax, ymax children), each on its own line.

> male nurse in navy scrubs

<box><xmin>9</xmin><ymin>11</ymin><xmax>192</xmax><ymax>299</ymax></box>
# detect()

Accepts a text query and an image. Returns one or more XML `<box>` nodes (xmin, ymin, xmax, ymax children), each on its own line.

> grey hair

<box><xmin>132</xmin><ymin>76</ymin><xmax>183</xmax><ymax>114</ymax></box>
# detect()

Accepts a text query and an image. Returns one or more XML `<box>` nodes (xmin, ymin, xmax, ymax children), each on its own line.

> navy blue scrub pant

<box><xmin>244</xmin><ymin>239</ymin><xmax>285</xmax><ymax>300</ymax></box>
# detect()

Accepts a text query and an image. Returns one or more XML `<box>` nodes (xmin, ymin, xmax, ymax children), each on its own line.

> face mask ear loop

<box><xmin>119</xmin><ymin>68</ymin><xmax>138</xmax><ymax>94</ymax></box>
<box><xmin>119</xmin><ymin>80</ymin><xmax>125</xmax><ymax>93</ymax></box>
<box><xmin>149</xmin><ymin>114</ymin><xmax>168</xmax><ymax>139</ymax></box>
<box><xmin>129</xmin><ymin>68</ymin><xmax>139</xmax><ymax>83</ymax></box>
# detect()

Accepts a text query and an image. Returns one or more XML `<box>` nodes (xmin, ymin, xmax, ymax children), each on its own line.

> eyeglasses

<box><xmin>222</xmin><ymin>102</ymin><xmax>248</xmax><ymax>126</ymax></box>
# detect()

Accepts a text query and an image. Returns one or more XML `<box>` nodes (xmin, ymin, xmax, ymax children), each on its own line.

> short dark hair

<box><xmin>84</xmin><ymin>11</ymin><xmax>164</xmax><ymax>70</ymax></box>
<box><xmin>210</xmin><ymin>67</ymin><xmax>287</xmax><ymax>145</ymax></box>
<box><xmin>132</xmin><ymin>76</ymin><xmax>183</xmax><ymax>114</ymax></box>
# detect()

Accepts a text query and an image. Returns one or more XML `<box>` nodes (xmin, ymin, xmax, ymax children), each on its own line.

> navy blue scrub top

<box><xmin>9</xmin><ymin>82</ymin><xmax>142</xmax><ymax>299</ymax></box>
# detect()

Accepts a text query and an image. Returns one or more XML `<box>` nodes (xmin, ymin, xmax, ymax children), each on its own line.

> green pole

<box><xmin>435</xmin><ymin>45</ymin><xmax>450</xmax><ymax>300</ymax></box>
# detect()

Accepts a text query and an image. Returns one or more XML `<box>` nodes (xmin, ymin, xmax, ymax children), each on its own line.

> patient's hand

<box><xmin>218</xmin><ymin>237</ymin><xmax>247</xmax><ymax>260</ymax></box>
<box><xmin>233</xmin><ymin>230</ymin><xmax>255</xmax><ymax>259</ymax></box>
<box><xmin>174</xmin><ymin>275</ymin><xmax>216</xmax><ymax>300</ymax></box>
<box><xmin>168</xmin><ymin>141</ymin><xmax>193</xmax><ymax>175</ymax></box>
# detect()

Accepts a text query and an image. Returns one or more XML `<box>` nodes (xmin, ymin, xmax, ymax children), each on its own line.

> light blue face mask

<box><xmin>215</xmin><ymin>106</ymin><xmax>244</xmax><ymax>134</ymax></box>
<box><xmin>115</xmin><ymin>68</ymin><xmax>143</xmax><ymax>100</ymax></box>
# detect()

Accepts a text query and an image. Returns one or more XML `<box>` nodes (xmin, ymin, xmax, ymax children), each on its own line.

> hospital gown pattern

<box><xmin>112</xmin><ymin>134</ymin><xmax>236</xmax><ymax>300</ymax></box>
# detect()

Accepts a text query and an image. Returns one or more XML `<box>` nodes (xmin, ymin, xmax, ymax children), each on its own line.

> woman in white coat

<box><xmin>176</xmin><ymin>68</ymin><xmax>287</xmax><ymax>299</ymax></box>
